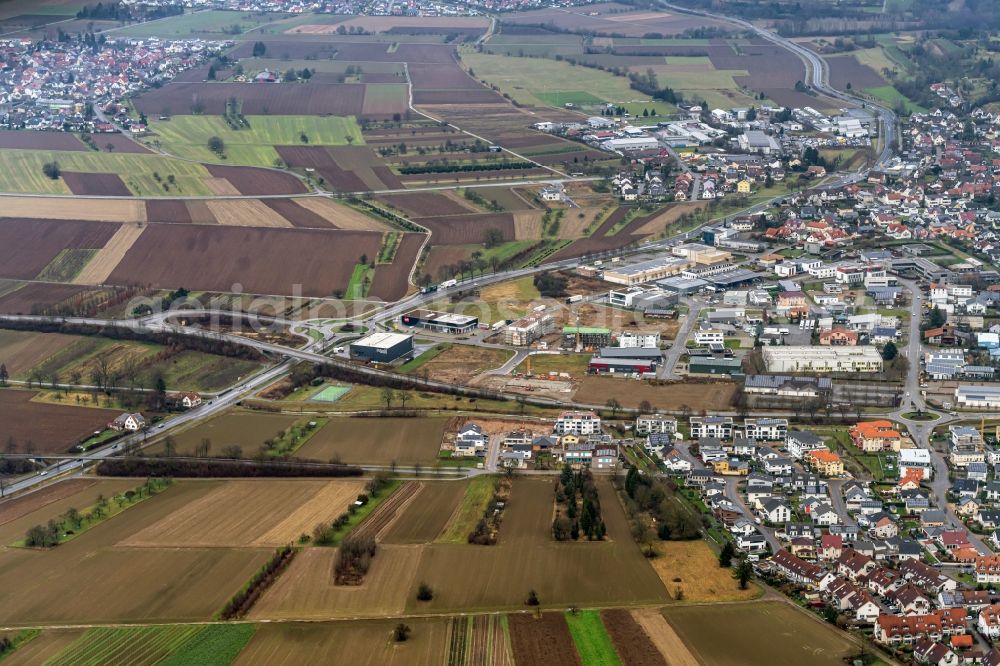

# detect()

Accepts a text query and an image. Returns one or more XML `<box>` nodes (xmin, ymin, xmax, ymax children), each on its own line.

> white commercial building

<box><xmin>956</xmin><ymin>385</ymin><xmax>1000</xmax><ymax>410</ymax></box>
<box><xmin>762</xmin><ymin>346</ymin><xmax>884</xmax><ymax>373</ymax></box>
<box><xmin>504</xmin><ymin>312</ymin><xmax>554</xmax><ymax>346</ymax></box>
<box><xmin>618</xmin><ymin>331</ymin><xmax>661</xmax><ymax>348</ymax></box>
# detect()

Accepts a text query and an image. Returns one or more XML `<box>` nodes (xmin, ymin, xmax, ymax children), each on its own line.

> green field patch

<box><xmin>565</xmin><ymin>610</ymin><xmax>622</xmax><ymax>666</ymax></box>
<box><xmin>158</xmin><ymin>624</ymin><xmax>256</xmax><ymax>666</ymax></box>
<box><xmin>534</xmin><ymin>91</ymin><xmax>606</xmax><ymax>107</ymax></box>
<box><xmin>36</xmin><ymin>248</ymin><xmax>98</xmax><ymax>283</ymax></box>
<box><xmin>345</xmin><ymin>263</ymin><xmax>375</xmax><ymax>300</ymax></box>
<box><xmin>863</xmin><ymin>85</ymin><xmax>927</xmax><ymax>113</ymax></box>
<box><xmin>147</xmin><ymin>115</ymin><xmax>364</xmax><ymax>166</ymax></box>
<box><xmin>0</xmin><ymin>149</ymin><xmax>212</xmax><ymax>196</ymax></box>
<box><xmin>312</xmin><ymin>385</ymin><xmax>351</xmax><ymax>402</ymax></box>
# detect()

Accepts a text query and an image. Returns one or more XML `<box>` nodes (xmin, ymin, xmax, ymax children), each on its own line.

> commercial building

<box><xmin>588</xmin><ymin>357</ymin><xmax>658</xmax><ymax>375</ymax></box>
<box><xmin>401</xmin><ymin>310</ymin><xmax>479</xmax><ymax>334</ymax></box>
<box><xmin>349</xmin><ymin>332</ymin><xmax>414</xmax><ymax>363</ymax></box>
<box><xmin>738</xmin><ymin>130</ymin><xmax>781</xmax><ymax>155</ymax></box>
<box><xmin>688</xmin><ymin>357</ymin><xmax>743</xmax><ymax>376</ymax></box>
<box><xmin>762</xmin><ymin>346</ymin><xmax>884</xmax><ymax>373</ymax></box>
<box><xmin>504</xmin><ymin>312</ymin><xmax>554</xmax><ymax>346</ymax></box>
<box><xmin>602</xmin><ymin>256</ymin><xmax>690</xmax><ymax>286</ymax></box>
<box><xmin>955</xmin><ymin>385</ymin><xmax>1000</xmax><ymax>409</ymax></box>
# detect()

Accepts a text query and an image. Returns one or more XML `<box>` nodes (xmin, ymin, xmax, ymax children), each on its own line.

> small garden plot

<box><xmin>466</xmin><ymin>476</ymin><xmax>512</xmax><ymax>546</ymax></box>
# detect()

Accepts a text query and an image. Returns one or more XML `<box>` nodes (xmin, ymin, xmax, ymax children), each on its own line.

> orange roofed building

<box><xmin>806</xmin><ymin>449</ymin><xmax>844</xmax><ymax>477</ymax></box>
<box><xmin>851</xmin><ymin>420</ymin><xmax>902</xmax><ymax>453</ymax></box>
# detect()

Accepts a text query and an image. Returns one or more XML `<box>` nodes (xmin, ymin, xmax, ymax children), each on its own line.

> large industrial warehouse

<box><xmin>349</xmin><ymin>332</ymin><xmax>414</xmax><ymax>363</ymax></box>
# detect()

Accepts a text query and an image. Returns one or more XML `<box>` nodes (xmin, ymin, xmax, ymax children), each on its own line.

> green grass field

<box><xmin>437</xmin><ymin>475</ymin><xmax>495</xmax><ymax>544</ymax></box>
<box><xmin>114</xmin><ymin>10</ymin><xmax>291</xmax><ymax>37</ymax></box>
<box><xmin>863</xmin><ymin>85</ymin><xmax>927</xmax><ymax>113</ymax></box>
<box><xmin>148</xmin><ymin>115</ymin><xmax>364</xmax><ymax>166</ymax></box>
<box><xmin>0</xmin><ymin>149</ymin><xmax>213</xmax><ymax>195</ymax></box>
<box><xmin>462</xmin><ymin>52</ymin><xmax>664</xmax><ymax>112</ymax></box>
<box><xmin>565</xmin><ymin>611</ymin><xmax>621</xmax><ymax>666</ymax></box>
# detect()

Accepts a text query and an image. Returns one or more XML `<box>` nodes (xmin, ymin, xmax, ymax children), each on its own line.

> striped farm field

<box><xmin>43</xmin><ymin>624</ymin><xmax>256</xmax><ymax>666</ymax></box>
<box><xmin>44</xmin><ymin>625</ymin><xmax>205</xmax><ymax>666</ymax></box>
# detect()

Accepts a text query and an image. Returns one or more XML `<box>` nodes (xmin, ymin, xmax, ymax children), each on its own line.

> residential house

<box><xmin>108</xmin><ymin>412</ymin><xmax>145</xmax><ymax>432</ymax></box>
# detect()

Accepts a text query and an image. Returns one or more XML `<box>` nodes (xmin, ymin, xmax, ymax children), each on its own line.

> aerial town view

<box><xmin>2</xmin><ymin>0</ymin><xmax>1000</xmax><ymax>663</ymax></box>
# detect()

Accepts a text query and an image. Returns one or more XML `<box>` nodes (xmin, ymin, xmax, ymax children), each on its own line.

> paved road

<box><xmin>659</xmin><ymin>297</ymin><xmax>706</xmax><ymax>379</ymax></box>
<box><xmin>827</xmin><ymin>479</ymin><xmax>857</xmax><ymax>528</ymax></box>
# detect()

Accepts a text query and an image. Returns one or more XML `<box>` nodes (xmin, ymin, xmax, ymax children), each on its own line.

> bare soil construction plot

<box><xmin>407</xmin><ymin>477</ymin><xmax>668</xmax><ymax>612</ymax></box>
<box><xmin>73</xmin><ymin>223</ymin><xmax>146</xmax><ymax>285</ymax></box>
<box><xmin>204</xmin><ymin>164</ymin><xmax>307</xmax><ymax>196</ymax></box>
<box><xmin>0</xmin><ymin>389</ymin><xmax>120</xmax><ymax>453</ymax></box>
<box><xmin>250</xmin><ymin>544</ymin><xmax>423</xmax><ymax>620</ymax></box>
<box><xmin>0</xmin><ymin>130</ymin><xmax>85</xmax><ymax>150</ymax></box>
<box><xmin>235</xmin><ymin>618</ymin><xmax>448</xmax><ymax>666</ymax></box>
<box><xmin>120</xmin><ymin>479</ymin><xmax>365</xmax><ymax>547</ymax></box>
<box><xmin>107</xmin><ymin>225</ymin><xmax>384</xmax><ymax>297</ymax></box>
<box><xmin>382</xmin><ymin>480</ymin><xmax>469</xmax><ymax>544</ymax></box>
<box><xmin>61</xmin><ymin>171</ymin><xmax>132</xmax><ymax>196</ymax></box>
<box><xmin>205</xmin><ymin>199</ymin><xmax>294</xmax><ymax>228</ymax></box>
<box><xmin>294</xmin><ymin>417</ymin><xmax>446</xmax><ymax>465</ymax></box>
<box><xmin>573</xmin><ymin>377</ymin><xmax>737</xmax><ymax>411</ymax></box>
<box><xmin>508</xmin><ymin>613</ymin><xmax>580</xmax><ymax>666</ymax></box>
<box><xmin>663</xmin><ymin>602</ymin><xmax>856</xmax><ymax>665</ymax></box>
<box><xmin>145</xmin><ymin>199</ymin><xmax>193</xmax><ymax>224</ymax></box>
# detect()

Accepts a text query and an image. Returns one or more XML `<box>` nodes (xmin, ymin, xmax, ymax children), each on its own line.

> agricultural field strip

<box><xmin>44</xmin><ymin>625</ymin><xmax>205</xmax><ymax>666</ymax></box>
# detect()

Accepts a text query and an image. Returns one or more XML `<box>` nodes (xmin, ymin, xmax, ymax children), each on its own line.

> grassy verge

<box><xmin>437</xmin><ymin>475</ymin><xmax>496</xmax><ymax>544</ymax></box>
<box><xmin>565</xmin><ymin>610</ymin><xmax>622</xmax><ymax>666</ymax></box>
<box><xmin>377</xmin><ymin>231</ymin><xmax>402</xmax><ymax>264</ymax></box>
